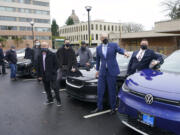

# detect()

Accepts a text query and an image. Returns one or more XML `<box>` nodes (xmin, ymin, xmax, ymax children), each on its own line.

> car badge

<box><xmin>145</xmin><ymin>94</ymin><xmax>154</xmax><ymax>104</ymax></box>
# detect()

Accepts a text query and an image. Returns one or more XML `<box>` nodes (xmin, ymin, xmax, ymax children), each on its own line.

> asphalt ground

<box><xmin>0</xmin><ymin>72</ymin><xmax>140</xmax><ymax>135</ymax></box>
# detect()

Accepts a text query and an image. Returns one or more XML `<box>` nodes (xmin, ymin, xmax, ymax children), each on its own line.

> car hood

<box><xmin>17</xmin><ymin>58</ymin><xmax>31</xmax><ymax>65</ymax></box>
<box><xmin>75</xmin><ymin>67</ymin><xmax>127</xmax><ymax>81</ymax></box>
<box><xmin>126</xmin><ymin>69</ymin><xmax>180</xmax><ymax>100</ymax></box>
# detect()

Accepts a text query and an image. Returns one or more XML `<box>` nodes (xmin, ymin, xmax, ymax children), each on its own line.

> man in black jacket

<box><xmin>5</xmin><ymin>45</ymin><xmax>17</xmax><ymax>80</ymax></box>
<box><xmin>56</xmin><ymin>39</ymin><xmax>77</xmax><ymax>79</ymax></box>
<box><xmin>24</xmin><ymin>43</ymin><xmax>33</xmax><ymax>60</ymax></box>
<box><xmin>0</xmin><ymin>43</ymin><xmax>6</xmax><ymax>75</ymax></box>
<box><xmin>37</xmin><ymin>42</ymin><xmax>61</xmax><ymax>106</ymax></box>
<box><xmin>127</xmin><ymin>39</ymin><xmax>164</xmax><ymax>75</ymax></box>
<box><xmin>33</xmin><ymin>40</ymin><xmax>41</xmax><ymax>72</ymax></box>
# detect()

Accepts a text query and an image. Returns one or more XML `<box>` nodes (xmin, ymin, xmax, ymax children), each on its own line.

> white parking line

<box><xmin>42</xmin><ymin>89</ymin><xmax>66</xmax><ymax>94</ymax></box>
<box><xmin>60</xmin><ymin>89</ymin><xmax>66</xmax><ymax>92</ymax></box>
<box><xmin>22</xmin><ymin>79</ymin><xmax>37</xmax><ymax>82</ymax></box>
<box><xmin>83</xmin><ymin>108</ymin><xmax>118</xmax><ymax>119</ymax></box>
<box><xmin>83</xmin><ymin>109</ymin><xmax>111</xmax><ymax>119</ymax></box>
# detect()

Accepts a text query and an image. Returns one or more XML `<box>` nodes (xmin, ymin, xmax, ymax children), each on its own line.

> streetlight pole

<box><xmin>85</xmin><ymin>6</ymin><xmax>92</xmax><ymax>46</ymax></box>
<box><xmin>30</xmin><ymin>21</ymin><xmax>35</xmax><ymax>45</ymax></box>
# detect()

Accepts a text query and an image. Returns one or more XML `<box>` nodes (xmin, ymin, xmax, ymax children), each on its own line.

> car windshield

<box><xmin>160</xmin><ymin>51</ymin><xmax>180</xmax><ymax>73</ymax></box>
<box><xmin>116</xmin><ymin>52</ymin><xmax>132</xmax><ymax>68</ymax></box>
<box><xmin>16</xmin><ymin>48</ymin><xmax>25</xmax><ymax>53</ymax></box>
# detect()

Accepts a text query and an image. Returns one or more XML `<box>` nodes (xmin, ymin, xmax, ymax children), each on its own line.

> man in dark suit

<box><xmin>92</xmin><ymin>34</ymin><xmax>129</xmax><ymax>115</ymax></box>
<box><xmin>37</xmin><ymin>42</ymin><xmax>61</xmax><ymax>106</ymax></box>
<box><xmin>127</xmin><ymin>39</ymin><xmax>164</xmax><ymax>75</ymax></box>
<box><xmin>0</xmin><ymin>43</ymin><xmax>6</xmax><ymax>75</ymax></box>
<box><xmin>24</xmin><ymin>43</ymin><xmax>33</xmax><ymax>60</ymax></box>
<box><xmin>56</xmin><ymin>39</ymin><xmax>77</xmax><ymax>79</ymax></box>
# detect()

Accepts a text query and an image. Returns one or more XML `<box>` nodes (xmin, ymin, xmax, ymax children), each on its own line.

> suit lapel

<box><xmin>99</xmin><ymin>44</ymin><xmax>105</xmax><ymax>59</ymax></box>
<box><xmin>141</xmin><ymin>49</ymin><xmax>148</xmax><ymax>61</ymax></box>
<box><xmin>106</xmin><ymin>43</ymin><xmax>110</xmax><ymax>59</ymax></box>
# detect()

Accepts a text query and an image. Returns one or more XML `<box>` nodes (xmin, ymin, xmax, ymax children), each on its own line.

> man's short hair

<box><xmin>141</xmin><ymin>38</ymin><xmax>148</xmax><ymax>42</ymax></box>
<box><xmin>81</xmin><ymin>41</ymin><xmax>86</xmax><ymax>45</ymax></box>
<box><xmin>11</xmin><ymin>45</ymin><xmax>15</xmax><ymax>49</ymax></box>
<box><xmin>64</xmin><ymin>39</ymin><xmax>70</xmax><ymax>43</ymax></box>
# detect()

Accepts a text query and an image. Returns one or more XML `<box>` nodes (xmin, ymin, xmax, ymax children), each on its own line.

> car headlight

<box><xmin>86</xmin><ymin>79</ymin><xmax>98</xmax><ymax>85</ymax></box>
<box><xmin>122</xmin><ymin>82</ymin><xmax>130</xmax><ymax>93</ymax></box>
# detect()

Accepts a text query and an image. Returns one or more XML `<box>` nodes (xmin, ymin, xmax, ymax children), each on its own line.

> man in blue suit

<box><xmin>92</xmin><ymin>34</ymin><xmax>129</xmax><ymax>115</ymax></box>
<box><xmin>127</xmin><ymin>39</ymin><xmax>164</xmax><ymax>75</ymax></box>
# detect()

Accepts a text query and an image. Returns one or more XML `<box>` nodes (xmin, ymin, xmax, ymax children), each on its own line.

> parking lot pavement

<box><xmin>0</xmin><ymin>73</ymin><xmax>140</xmax><ymax>135</ymax></box>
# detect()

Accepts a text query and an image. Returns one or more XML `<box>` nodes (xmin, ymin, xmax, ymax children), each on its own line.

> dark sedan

<box><xmin>66</xmin><ymin>53</ymin><xmax>133</xmax><ymax>102</ymax></box>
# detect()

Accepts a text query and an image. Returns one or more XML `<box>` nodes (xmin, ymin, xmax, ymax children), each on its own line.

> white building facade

<box><xmin>59</xmin><ymin>20</ymin><xmax>121</xmax><ymax>45</ymax></box>
<box><xmin>0</xmin><ymin>0</ymin><xmax>51</xmax><ymax>48</ymax></box>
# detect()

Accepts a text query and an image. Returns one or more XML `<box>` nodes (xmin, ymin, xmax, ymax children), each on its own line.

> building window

<box><xmin>104</xmin><ymin>25</ymin><xmax>106</xmax><ymax>31</ymax></box>
<box><xmin>115</xmin><ymin>26</ymin><xmax>117</xmax><ymax>31</ymax></box>
<box><xmin>91</xmin><ymin>24</ymin><xmax>94</xmax><ymax>30</ymax></box>
<box><xmin>112</xmin><ymin>25</ymin><xmax>114</xmax><ymax>31</ymax></box>
<box><xmin>0</xmin><ymin>6</ymin><xmax>16</xmax><ymax>12</ymax></box>
<box><xmin>96</xmin><ymin>24</ymin><xmax>98</xmax><ymax>30</ymax></box>
<box><xmin>33</xmin><ymin>1</ymin><xmax>49</xmax><ymax>7</ymax></box>
<box><xmin>18</xmin><ymin>0</ymin><xmax>31</xmax><ymax>4</ymax></box>
<box><xmin>0</xmin><ymin>25</ymin><xmax>17</xmax><ymax>30</ymax></box>
<box><xmin>83</xmin><ymin>25</ymin><xmax>85</xmax><ymax>31</ymax></box>
<box><xmin>34</xmin><ymin>10</ymin><xmax>49</xmax><ymax>15</ymax></box>
<box><xmin>19</xmin><ymin>17</ymin><xmax>32</xmax><ymax>22</ymax></box>
<box><xmin>100</xmin><ymin>25</ymin><xmax>102</xmax><ymax>30</ymax></box>
<box><xmin>86</xmin><ymin>34</ymin><xmax>88</xmax><ymax>40</ymax></box>
<box><xmin>35</xmin><ymin>27</ymin><xmax>50</xmax><ymax>32</ymax></box>
<box><xmin>86</xmin><ymin>25</ymin><xmax>87</xmax><ymax>31</ymax></box>
<box><xmin>96</xmin><ymin>34</ymin><xmax>98</xmax><ymax>40</ymax></box>
<box><xmin>1</xmin><ymin>0</ymin><xmax>15</xmax><ymax>2</ymax></box>
<box><xmin>108</xmin><ymin>25</ymin><xmax>110</xmax><ymax>31</ymax></box>
<box><xmin>0</xmin><ymin>16</ymin><xmax>16</xmax><ymax>21</ymax></box>
<box><xmin>34</xmin><ymin>19</ymin><xmax>50</xmax><ymax>23</ymax></box>
<box><xmin>92</xmin><ymin>34</ymin><xmax>94</xmax><ymax>40</ymax></box>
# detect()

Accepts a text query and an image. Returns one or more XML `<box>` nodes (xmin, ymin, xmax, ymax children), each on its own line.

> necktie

<box><xmin>43</xmin><ymin>53</ymin><xmax>46</xmax><ymax>71</ymax></box>
<box><xmin>138</xmin><ymin>51</ymin><xmax>143</xmax><ymax>61</ymax></box>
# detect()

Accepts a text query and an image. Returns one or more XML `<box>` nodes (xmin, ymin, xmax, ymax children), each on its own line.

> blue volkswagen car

<box><xmin>118</xmin><ymin>50</ymin><xmax>180</xmax><ymax>135</ymax></box>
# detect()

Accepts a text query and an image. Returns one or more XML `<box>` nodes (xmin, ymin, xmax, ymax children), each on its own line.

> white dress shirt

<box><xmin>102</xmin><ymin>44</ymin><xmax>108</xmax><ymax>58</ymax></box>
<box><xmin>43</xmin><ymin>53</ymin><xmax>46</xmax><ymax>71</ymax></box>
<box><xmin>136</xmin><ymin>49</ymin><xmax>146</xmax><ymax>61</ymax></box>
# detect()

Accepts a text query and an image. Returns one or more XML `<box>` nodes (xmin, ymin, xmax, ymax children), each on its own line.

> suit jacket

<box><xmin>96</xmin><ymin>42</ymin><xmax>124</xmax><ymax>76</ymax></box>
<box><xmin>5</xmin><ymin>50</ymin><xmax>17</xmax><ymax>64</ymax></box>
<box><xmin>56</xmin><ymin>46</ymin><xmax>77</xmax><ymax>70</ymax></box>
<box><xmin>127</xmin><ymin>49</ymin><xmax>164</xmax><ymax>75</ymax></box>
<box><xmin>37</xmin><ymin>50</ymin><xmax>58</xmax><ymax>81</ymax></box>
<box><xmin>24</xmin><ymin>48</ymin><xmax>33</xmax><ymax>60</ymax></box>
<box><xmin>0</xmin><ymin>48</ymin><xmax>4</xmax><ymax>64</ymax></box>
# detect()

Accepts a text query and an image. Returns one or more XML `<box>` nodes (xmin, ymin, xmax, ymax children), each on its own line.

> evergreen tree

<box><xmin>51</xmin><ymin>19</ymin><xmax>59</xmax><ymax>36</ymax></box>
<box><xmin>66</xmin><ymin>17</ymin><xmax>74</xmax><ymax>25</ymax></box>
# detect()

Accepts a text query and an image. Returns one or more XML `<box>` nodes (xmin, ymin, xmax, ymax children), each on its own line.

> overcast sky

<box><xmin>50</xmin><ymin>0</ymin><xmax>170</xmax><ymax>30</ymax></box>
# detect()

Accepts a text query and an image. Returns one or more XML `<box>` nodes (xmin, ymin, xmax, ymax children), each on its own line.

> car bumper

<box><xmin>118</xmin><ymin>90</ymin><xmax>180</xmax><ymax>135</ymax></box>
<box><xmin>66</xmin><ymin>80</ymin><xmax>98</xmax><ymax>102</ymax></box>
<box><xmin>17</xmin><ymin>65</ymin><xmax>32</xmax><ymax>76</ymax></box>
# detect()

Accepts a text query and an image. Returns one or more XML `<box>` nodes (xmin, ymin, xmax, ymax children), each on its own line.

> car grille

<box><xmin>129</xmin><ymin>90</ymin><xmax>180</xmax><ymax>106</ymax></box>
<box><xmin>67</xmin><ymin>78</ymin><xmax>84</xmax><ymax>87</ymax></box>
<box><xmin>118</xmin><ymin>113</ymin><xmax>175</xmax><ymax>135</ymax></box>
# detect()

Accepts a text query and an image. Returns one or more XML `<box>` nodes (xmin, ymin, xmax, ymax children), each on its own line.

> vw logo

<box><xmin>145</xmin><ymin>94</ymin><xmax>154</xmax><ymax>104</ymax></box>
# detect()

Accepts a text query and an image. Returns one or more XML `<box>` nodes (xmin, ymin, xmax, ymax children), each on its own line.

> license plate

<box><xmin>142</xmin><ymin>113</ymin><xmax>154</xmax><ymax>126</ymax></box>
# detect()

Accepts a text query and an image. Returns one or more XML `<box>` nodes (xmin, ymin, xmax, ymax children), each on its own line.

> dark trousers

<box><xmin>43</xmin><ymin>79</ymin><xmax>61</xmax><ymax>103</ymax></box>
<box><xmin>97</xmin><ymin>72</ymin><xmax>117</xmax><ymax>110</ymax></box>
<box><xmin>0</xmin><ymin>61</ymin><xmax>6</xmax><ymax>74</ymax></box>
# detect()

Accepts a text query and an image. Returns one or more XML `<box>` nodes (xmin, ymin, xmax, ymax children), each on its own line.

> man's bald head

<box><xmin>100</xmin><ymin>34</ymin><xmax>108</xmax><ymax>41</ymax></box>
<box><xmin>100</xmin><ymin>34</ymin><xmax>109</xmax><ymax>44</ymax></box>
<box><xmin>41</xmin><ymin>42</ymin><xmax>49</xmax><ymax>49</ymax></box>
